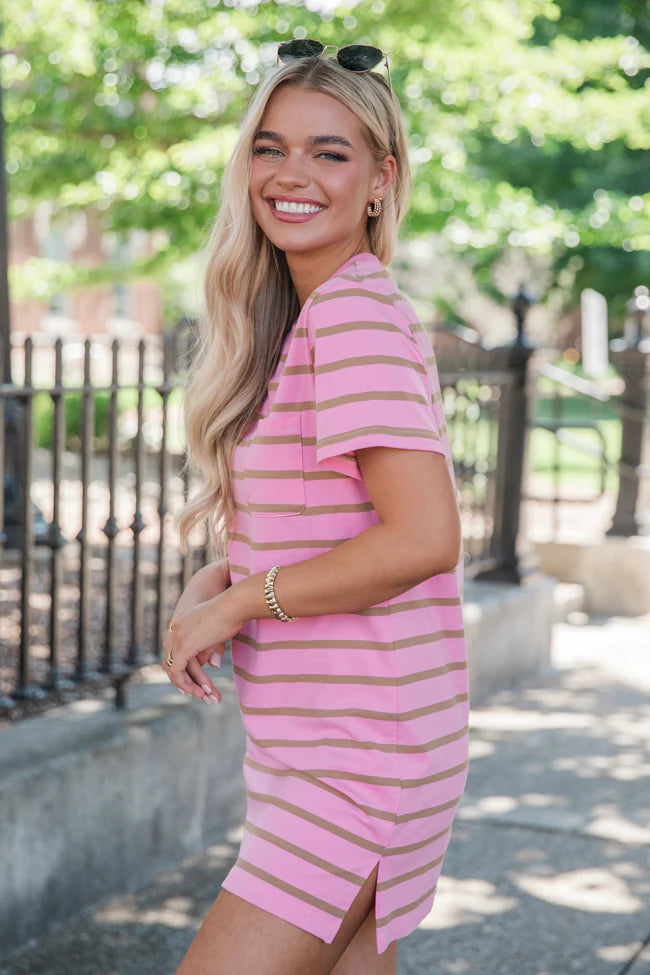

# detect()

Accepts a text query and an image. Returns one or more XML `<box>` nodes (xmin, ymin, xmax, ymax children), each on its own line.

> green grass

<box><xmin>446</xmin><ymin>389</ymin><xmax>622</xmax><ymax>496</ymax></box>
<box><xmin>528</xmin><ymin>420</ymin><xmax>621</xmax><ymax>493</ymax></box>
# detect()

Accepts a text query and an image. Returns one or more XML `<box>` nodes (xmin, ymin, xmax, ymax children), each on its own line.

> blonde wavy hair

<box><xmin>176</xmin><ymin>55</ymin><xmax>412</xmax><ymax>560</ymax></box>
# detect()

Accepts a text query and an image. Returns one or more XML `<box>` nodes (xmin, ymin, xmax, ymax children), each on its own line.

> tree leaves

<box><xmin>4</xmin><ymin>0</ymin><xmax>649</xmax><ymax>319</ymax></box>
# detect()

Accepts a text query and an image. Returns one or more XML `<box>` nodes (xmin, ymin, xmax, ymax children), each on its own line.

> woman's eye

<box><xmin>253</xmin><ymin>146</ymin><xmax>283</xmax><ymax>157</ymax></box>
<box><xmin>318</xmin><ymin>152</ymin><xmax>347</xmax><ymax>162</ymax></box>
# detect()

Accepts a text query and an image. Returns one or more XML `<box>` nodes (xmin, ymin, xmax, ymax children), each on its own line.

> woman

<box><xmin>163</xmin><ymin>43</ymin><xmax>469</xmax><ymax>975</ymax></box>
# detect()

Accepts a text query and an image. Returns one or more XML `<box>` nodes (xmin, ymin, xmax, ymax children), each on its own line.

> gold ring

<box><xmin>166</xmin><ymin>646</ymin><xmax>174</xmax><ymax>667</ymax></box>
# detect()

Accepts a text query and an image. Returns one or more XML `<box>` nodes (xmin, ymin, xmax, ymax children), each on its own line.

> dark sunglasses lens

<box><xmin>336</xmin><ymin>45</ymin><xmax>383</xmax><ymax>71</ymax></box>
<box><xmin>278</xmin><ymin>39</ymin><xmax>324</xmax><ymax>61</ymax></box>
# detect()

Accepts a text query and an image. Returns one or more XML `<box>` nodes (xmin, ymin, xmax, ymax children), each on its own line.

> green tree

<box><xmin>4</xmin><ymin>0</ymin><xmax>649</xmax><ymax>322</ymax></box>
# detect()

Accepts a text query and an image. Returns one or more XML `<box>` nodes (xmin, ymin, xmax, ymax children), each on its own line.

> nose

<box><xmin>274</xmin><ymin>149</ymin><xmax>310</xmax><ymax>188</ymax></box>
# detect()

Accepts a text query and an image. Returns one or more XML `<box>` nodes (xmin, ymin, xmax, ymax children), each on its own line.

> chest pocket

<box><xmin>245</xmin><ymin>413</ymin><xmax>306</xmax><ymax>517</ymax></box>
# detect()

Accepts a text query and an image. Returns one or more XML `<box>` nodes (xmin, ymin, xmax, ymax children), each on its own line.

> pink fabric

<box><xmin>222</xmin><ymin>251</ymin><xmax>469</xmax><ymax>954</ymax></box>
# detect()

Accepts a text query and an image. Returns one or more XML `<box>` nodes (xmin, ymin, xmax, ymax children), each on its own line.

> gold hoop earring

<box><xmin>367</xmin><ymin>197</ymin><xmax>383</xmax><ymax>218</ymax></box>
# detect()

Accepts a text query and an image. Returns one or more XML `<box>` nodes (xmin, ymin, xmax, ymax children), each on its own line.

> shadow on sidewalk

<box><xmin>2</xmin><ymin>612</ymin><xmax>649</xmax><ymax>975</ymax></box>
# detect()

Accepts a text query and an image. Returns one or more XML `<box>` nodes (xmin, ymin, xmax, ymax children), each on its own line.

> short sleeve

<box><xmin>306</xmin><ymin>286</ymin><xmax>446</xmax><ymax>480</ymax></box>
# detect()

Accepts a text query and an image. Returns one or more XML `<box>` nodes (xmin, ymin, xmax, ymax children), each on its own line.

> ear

<box><xmin>371</xmin><ymin>154</ymin><xmax>397</xmax><ymax>199</ymax></box>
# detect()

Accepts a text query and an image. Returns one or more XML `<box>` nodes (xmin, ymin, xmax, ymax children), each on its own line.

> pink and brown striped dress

<box><xmin>222</xmin><ymin>250</ymin><xmax>469</xmax><ymax>954</ymax></box>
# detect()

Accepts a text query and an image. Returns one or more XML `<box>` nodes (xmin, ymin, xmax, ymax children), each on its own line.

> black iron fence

<box><xmin>524</xmin><ymin>346</ymin><xmax>649</xmax><ymax>541</ymax></box>
<box><xmin>0</xmin><ymin>326</ymin><xmax>211</xmax><ymax>725</ymax></box>
<box><xmin>1</xmin><ymin>312</ymin><xmax>647</xmax><ymax>724</ymax></box>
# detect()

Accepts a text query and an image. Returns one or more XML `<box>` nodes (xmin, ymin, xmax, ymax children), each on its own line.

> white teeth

<box><xmin>273</xmin><ymin>200</ymin><xmax>324</xmax><ymax>214</ymax></box>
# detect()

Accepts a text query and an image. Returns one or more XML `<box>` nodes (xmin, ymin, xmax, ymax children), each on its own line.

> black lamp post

<box><xmin>510</xmin><ymin>282</ymin><xmax>535</xmax><ymax>347</ymax></box>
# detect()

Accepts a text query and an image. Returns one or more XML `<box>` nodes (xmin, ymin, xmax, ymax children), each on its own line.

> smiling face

<box><xmin>248</xmin><ymin>85</ymin><xmax>395</xmax><ymax>267</ymax></box>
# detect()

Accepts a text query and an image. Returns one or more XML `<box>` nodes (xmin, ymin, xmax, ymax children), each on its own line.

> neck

<box><xmin>286</xmin><ymin>235</ymin><xmax>371</xmax><ymax>307</ymax></box>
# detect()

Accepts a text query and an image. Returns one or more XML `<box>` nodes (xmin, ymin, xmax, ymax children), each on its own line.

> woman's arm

<box><xmin>222</xmin><ymin>445</ymin><xmax>462</xmax><ymax>625</ymax></box>
<box><xmin>173</xmin><ymin>557</ymin><xmax>231</xmax><ymax>617</ymax></box>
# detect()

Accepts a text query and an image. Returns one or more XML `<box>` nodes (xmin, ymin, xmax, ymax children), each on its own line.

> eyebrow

<box><xmin>254</xmin><ymin>130</ymin><xmax>354</xmax><ymax>149</ymax></box>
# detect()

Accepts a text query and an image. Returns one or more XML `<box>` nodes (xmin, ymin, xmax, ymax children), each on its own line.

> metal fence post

<box><xmin>474</xmin><ymin>285</ymin><xmax>536</xmax><ymax>584</ymax></box>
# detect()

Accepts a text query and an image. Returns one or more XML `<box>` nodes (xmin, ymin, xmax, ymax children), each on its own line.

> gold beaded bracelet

<box><xmin>263</xmin><ymin>564</ymin><xmax>295</xmax><ymax>622</ymax></box>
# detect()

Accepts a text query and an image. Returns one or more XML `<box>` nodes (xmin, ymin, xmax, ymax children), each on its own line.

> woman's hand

<box><xmin>162</xmin><ymin>586</ymin><xmax>245</xmax><ymax>703</ymax></box>
<box><xmin>162</xmin><ymin>561</ymin><xmax>234</xmax><ymax>702</ymax></box>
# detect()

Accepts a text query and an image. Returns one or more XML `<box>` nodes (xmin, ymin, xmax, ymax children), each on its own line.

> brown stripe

<box><xmin>243</xmin><ymin>470</ymin><xmax>303</xmax><ymax>480</ymax></box>
<box><xmin>272</xmin><ymin>400</ymin><xmax>315</xmax><ymax>412</ymax></box>
<box><xmin>233</xmin><ymin>661</ymin><xmax>467</xmax><ymax>687</ymax></box>
<box><xmin>247</xmin><ymin>723</ymin><xmax>469</xmax><ymax>756</ymax></box>
<box><xmin>376</xmin><ymin>881</ymin><xmax>437</xmax><ymax>927</ymax></box>
<box><xmin>245</xmin><ymin>789</ymin><xmax>395</xmax><ymax>847</ymax></box>
<box><xmin>242</xmin><ymin>819</ymin><xmax>367</xmax><ymax>886</ymax></box>
<box><xmin>282</xmin><ymin>364</ymin><xmax>313</xmax><ymax>375</ymax></box>
<box><xmin>315</xmin><ymin>354</ymin><xmax>427</xmax><ymax>377</ymax></box>
<box><xmin>294</xmin><ymin>326</ymin><xmax>308</xmax><ymax>337</ymax></box>
<box><xmin>229</xmin><ymin>531</ymin><xmax>344</xmax><ymax>550</ymax></box>
<box><xmin>396</xmin><ymin>661</ymin><xmax>467</xmax><ymax>686</ymax></box>
<box><xmin>358</xmin><ymin>596</ymin><xmax>461</xmax><ymax>615</ymax></box>
<box><xmin>304</xmin><ymin>469</ymin><xmax>348</xmax><ymax>480</ymax></box>
<box><xmin>263</xmin><ymin>501</ymin><xmax>375</xmax><ymax>516</ymax></box>
<box><xmin>240</xmin><ymin>498</ymin><xmax>368</xmax><ymax>515</ymax></box>
<box><xmin>244</xmin><ymin>755</ymin><xmax>469</xmax><ymax>789</ymax></box>
<box><xmin>248</xmin><ymin>785</ymin><xmax>463</xmax><ymax>827</ymax></box>
<box><xmin>235</xmin><ymin>492</ymin><xmax>370</xmax><ymax>516</ymax></box>
<box><xmin>334</xmin><ymin>758</ymin><xmax>469</xmax><ymax>789</ymax></box>
<box><xmin>313</xmin><ymin>320</ymin><xmax>408</xmax><ymax>339</ymax></box>
<box><xmin>318</xmin><ymin>425</ymin><xmax>441</xmax><ymax>450</ymax></box>
<box><xmin>228</xmin><ymin>563</ymin><xmax>250</xmax><ymax>576</ymax></box>
<box><xmin>233</xmin><ymin>628</ymin><xmax>465</xmax><ymax>653</ymax></box>
<box><xmin>250</xmin><ymin>433</ymin><xmax>301</xmax><ymax>445</ymax></box>
<box><xmin>229</xmin><ymin>534</ymin><xmax>347</xmax><ymax>552</ymax></box>
<box><xmin>376</xmin><ymin>852</ymin><xmax>445</xmax><ymax>892</ymax></box>
<box><xmin>383</xmin><ymin>825</ymin><xmax>452</xmax><ymax>857</ymax></box>
<box><xmin>395</xmin><ymin>795</ymin><xmax>461</xmax><ymax>824</ymax></box>
<box><xmin>251</xmin><ymin>765</ymin><xmax>383</xmax><ymax>816</ymax></box>
<box><xmin>238</xmin><ymin>691</ymin><xmax>469</xmax><ymax>721</ymax></box>
<box><xmin>311</xmin><ymin>287</ymin><xmax>400</xmax><ymax>306</ymax></box>
<box><xmin>316</xmin><ymin>390</ymin><xmax>430</xmax><ymax>413</ymax></box>
<box><xmin>234</xmin><ymin>858</ymin><xmax>346</xmax><ymax>918</ymax></box>
<box><xmin>406</xmin><ymin>320</ymin><xmax>426</xmax><ymax>334</ymax></box>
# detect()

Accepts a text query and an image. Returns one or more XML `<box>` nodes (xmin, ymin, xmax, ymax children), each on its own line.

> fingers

<box><xmin>196</xmin><ymin>642</ymin><xmax>225</xmax><ymax>669</ymax></box>
<box><xmin>161</xmin><ymin>616</ymin><xmax>222</xmax><ymax>704</ymax></box>
<box><xmin>187</xmin><ymin>657</ymin><xmax>221</xmax><ymax>704</ymax></box>
<box><xmin>172</xmin><ymin>665</ymin><xmax>207</xmax><ymax>700</ymax></box>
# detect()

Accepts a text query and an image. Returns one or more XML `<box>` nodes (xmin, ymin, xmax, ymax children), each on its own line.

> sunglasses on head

<box><xmin>277</xmin><ymin>40</ymin><xmax>392</xmax><ymax>91</ymax></box>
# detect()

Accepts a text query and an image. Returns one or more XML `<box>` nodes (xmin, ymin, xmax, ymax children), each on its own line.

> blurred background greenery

<box><xmin>4</xmin><ymin>0</ymin><xmax>650</xmax><ymax>329</ymax></box>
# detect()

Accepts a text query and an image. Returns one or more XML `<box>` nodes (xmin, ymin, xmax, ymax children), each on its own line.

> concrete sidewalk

<box><xmin>2</xmin><ymin>610</ymin><xmax>649</xmax><ymax>975</ymax></box>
